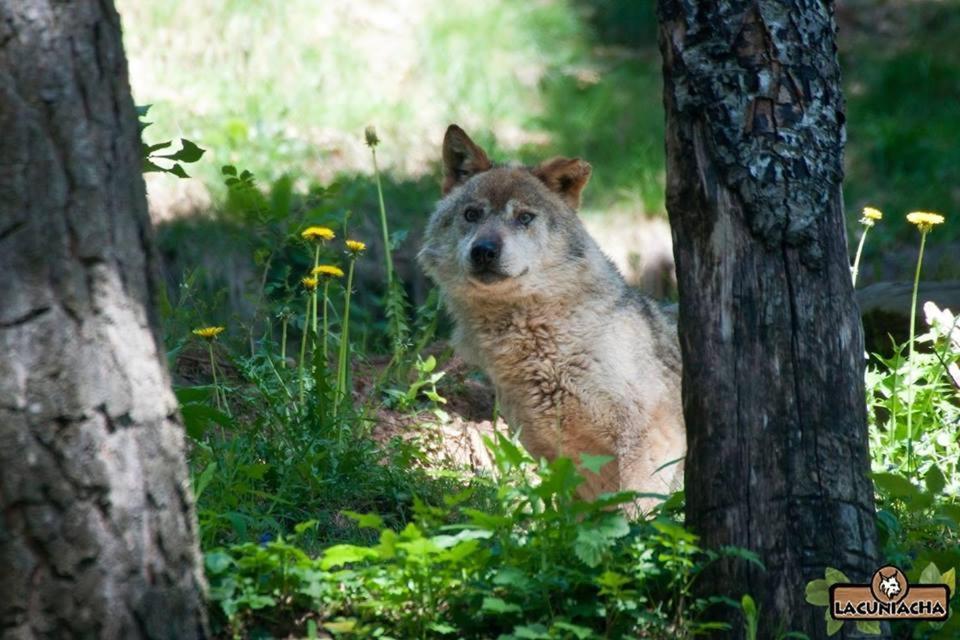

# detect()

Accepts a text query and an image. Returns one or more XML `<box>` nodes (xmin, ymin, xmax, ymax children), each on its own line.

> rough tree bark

<box><xmin>657</xmin><ymin>2</ymin><xmax>881</xmax><ymax>638</ymax></box>
<box><xmin>0</xmin><ymin>1</ymin><xmax>207</xmax><ymax>638</ymax></box>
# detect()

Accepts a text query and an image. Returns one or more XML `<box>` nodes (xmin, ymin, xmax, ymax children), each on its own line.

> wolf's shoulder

<box><xmin>614</xmin><ymin>287</ymin><xmax>681</xmax><ymax>375</ymax></box>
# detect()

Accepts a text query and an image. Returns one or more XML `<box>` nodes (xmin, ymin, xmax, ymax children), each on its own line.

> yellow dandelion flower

<box><xmin>301</xmin><ymin>276</ymin><xmax>319</xmax><ymax>290</ymax></box>
<box><xmin>312</xmin><ymin>264</ymin><xmax>345</xmax><ymax>278</ymax></box>
<box><xmin>862</xmin><ymin>207</ymin><xmax>883</xmax><ymax>221</ymax></box>
<box><xmin>301</xmin><ymin>226</ymin><xmax>335</xmax><ymax>242</ymax></box>
<box><xmin>192</xmin><ymin>326</ymin><xmax>225</xmax><ymax>339</ymax></box>
<box><xmin>906</xmin><ymin>211</ymin><xmax>945</xmax><ymax>232</ymax></box>
<box><xmin>345</xmin><ymin>239</ymin><xmax>366</xmax><ymax>255</ymax></box>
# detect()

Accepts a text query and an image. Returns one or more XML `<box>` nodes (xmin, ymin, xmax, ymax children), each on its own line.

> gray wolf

<box><xmin>418</xmin><ymin>125</ymin><xmax>685</xmax><ymax>507</ymax></box>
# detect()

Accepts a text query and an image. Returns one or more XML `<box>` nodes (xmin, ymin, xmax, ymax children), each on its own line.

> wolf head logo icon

<box><xmin>878</xmin><ymin>571</ymin><xmax>901</xmax><ymax>599</ymax></box>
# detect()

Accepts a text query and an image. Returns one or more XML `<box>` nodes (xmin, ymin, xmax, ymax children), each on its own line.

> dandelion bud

<box><xmin>364</xmin><ymin>125</ymin><xmax>379</xmax><ymax>148</ymax></box>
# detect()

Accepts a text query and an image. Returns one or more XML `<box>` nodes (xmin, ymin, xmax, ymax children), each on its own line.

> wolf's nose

<box><xmin>470</xmin><ymin>239</ymin><xmax>500</xmax><ymax>269</ymax></box>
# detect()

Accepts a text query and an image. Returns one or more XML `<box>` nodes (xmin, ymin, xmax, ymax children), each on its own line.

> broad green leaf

<box><xmin>204</xmin><ymin>550</ymin><xmax>234</xmax><ymax>574</ymax></box>
<box><xmin>320</xmin><ymin>544</ymin><xmax>378</xmax><ymax>570</ymax></box>
<box><xmin>652</xmin><ymin>519</ymin><xmax>699</xmax><ymax>543</ymax></box>
<box><xmin>324</xmin><ymin>619</ymin><xmax>357</xmax><ymax>633</ymax></box>
<box><xmin>919</xmin><ymin>561</ymin><xmax>941</xmax><ymax>585</ymax></box>
<box><xmin>162</xmin><ymin>138</ymin><xmax>205</xmax><ymax>163</ymax></box>
<box><xmin>856</xmin><ymin>620</ymin><xmax>882</xmax><ymax>635</ymax></box>
<box><xmin>872</xmin><ymin>472</ymin><xmax>921</xmax><ymax>499</ymax></box>
<box><xmin>513</xmin><ymin>624</ymin><xmax>550</xmax><ymax>639</ymax></box>
<box><xmin>551</xmin><ymin>621</ymin><xmax>594</xmax><ymax>639</ymax></box>
<box><xmin>805</xmin><ymin>578</ymin><xmax>829</xmax><ymax>606</ymax></box>
<box><xmin>168</xmin><ymin>163</ymin><xmax>189</xmax><ymax>178</ymax></box>
<box><xmin>941</xmin><ymin>567</ymin><xmax>955</xmax><ymax>595</ymax></box>
<box><xmin>939</xmin><ymin>504</ymin><xmax>960</xmax><ymax>528</ymax></box>
<box><xmin>580</xmin><ymin>453</ymin><xmax>615</xmax><ymax>475</ymax></box>
<box><xmin>294</xmin><ymin>520</ymin><xmax>318</xmax><ymax>536</ymax></box>
<box><xmin>343</xmin><ymin>510</ymin><xmax>384</xmax><ymax>530</ymax></box>
<box><xmin>482</xmin><ymin>596</ymin><xmax>522</xmax><ymax>614</ymax></box>
<box><xmin>925</xmin><ymin>465</ymin><xmax>947</xmax><ymax>495</ymax></box>
<box><xmin>825</xmin><ymin>567</ymin><xmax>850</xmax><ymax>586</ymax></box>
<box><xmin>825</xmin><ymin>607</ymin><xmax>843</xmax><ymax>636</ymax></box>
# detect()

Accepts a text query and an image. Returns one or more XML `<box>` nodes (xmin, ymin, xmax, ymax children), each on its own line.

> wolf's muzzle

<box><xmin>470</xmin><ymin>237</ymin><xmax>501</xmax><ymax>270</ymax></box>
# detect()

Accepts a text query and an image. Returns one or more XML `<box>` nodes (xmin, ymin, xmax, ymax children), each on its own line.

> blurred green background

<box><xmin>119</xmin><ymin>0</ymin><xmax>960</xmax><ymax>300</ymax></box>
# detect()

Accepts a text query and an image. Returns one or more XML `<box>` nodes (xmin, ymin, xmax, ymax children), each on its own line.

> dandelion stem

<box><xmin>208</xmin><ymin>342</ymin><xmax>221</xmax><ymax>411</ymax></box>
<box><xmin>311</xmin><ymin>245</ymin><xmax>320</xmax><ymax>337</ymax></box>
<box><xmin>906</xmin><ymin>229</ymin><xmax>928</xmax><ymax>474</ymax></box>
<box><xmin>298</xmin><ymin>294</ymin><xmax>311</xmax><ymax>405</ymax></box>
<box><xmin>334</xmin><ymin>258</ymin><xmax>356</xmax><ymax>420</ymax></box>
<box><xmin>322</xmin><ymin>281</ymin><xmax>330</xmax><ymax>363</ymax></box>
<box><xmin>280</xmin><ymin>316</ymin><xmax>288</xmax><ymax>367</ymax></box>
<box><xmin>851</xmin><ymin>226</ymin><xmax>870</xmax><ymax>287</ymax></box>
<box><xmin>371</xmin><ymin>146</ymin><xmax>394</xmax><ymax>285</ymax></box>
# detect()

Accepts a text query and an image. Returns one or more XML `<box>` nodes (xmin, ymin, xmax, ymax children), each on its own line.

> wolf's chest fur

<box><xmin>454</xmin><ymin>301</ymin><xmax>658</xmax><ymax>460</ymax></box>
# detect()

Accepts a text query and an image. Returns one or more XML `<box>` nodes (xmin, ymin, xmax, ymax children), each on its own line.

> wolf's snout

<box><xmin>470</xmin><ymin>238</ymin><xmax>501</xmax><ymax>270</ymax></box>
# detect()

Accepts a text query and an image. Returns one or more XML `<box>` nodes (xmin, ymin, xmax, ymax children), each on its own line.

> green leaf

<box><xmin>825</xmin><ymin>608</ymin><xmax>843</xmax><ymax>636</ymax></box>
<box><xmin>192</xmin><ymin>461</ymin><xmax>218</xmax><ymax>501</ymax></box>
<box><xmin>204</xmin><ymin>550</ymin><xmax>234</xmax><ymax>574</ymax></box>
<box><xmin>580</xmin><ymin>453</ymin><xmax>615</xmax><ymax>475</ymax></box>
<box><xmin>551</xmin><ymin>621</ymin><xmax>595</xmax><ymax>639</ymax></box>
<box><xmin>221</xmin><ymin>164</ymin><xmax>237</xmax><ymax>176</ymax></box>
<box><xmin>168</xmin><ymin>163</ymin><xmax>190</xmax><ymax>179</ymax></box>
<box><xmin>427</xmin><ymin>622</ymin><xmax>457</xmax><ymax>635</ymax></box>
<box><xmin>925</xmin><ymin>465</ymin><xmax>947</xmax><ymax>495</ymax></box>
<box><xmin>872</xmin><ymin>472</ymin><xmax>921</xmax><ymax>499</ymax></box>
<box><xmin>856</xmin><ymin>620</ymin><xmax>882</xmax><ymax>635</ymax></box>
<box><xmin>145</xmin><ymin>140</ymin><xmax>173</xmax><ymax>154</ymax></box>
<box><xmin>513</xmin><ymin>624</ymin><xmax>550</xmax><ymax>639</ymax></box>
<box><xmin>320</xmin><ymin>544</ymin><xmax>378</xmax><ymax>570</ymax></box>
<box><xmin>294</xmin><ymin>520</ymin><xmax>318</xmax><ymax>536</ymax></box>
<box><xmin>342</xmin><ymin>510</ymin><xmax>384</xmax><ymax>530</ymax></box>
<box><xmin>163</xmin><ymin>138</ymin><xmax>205</xmax><ymax>163</ymax></box>
<box><xmin>919</xmin><ymin>561</ymin><xmax>941</xmax><ymax>585</ymax></box>
<box><xmin>824</xmin><ymin>567</ymin><xmax>850</xmax><ymax>586</ymax></box>
<box><xmin>574</xmin><ymin>529</ymin><xmax>608</xmax><ymax>568</ymax></box>
<box><xmin>805</xmin><ymin>579</ymin><xmax>830</xmax><ymax>606</ymax></box>
<box><xmin>323</xmin><ymin>619</ymin><xmax>357</xmax><ymax>633</ymax></box>
<box><xmin>741</xmin><ymin>594</ymin><xmax>758</xmax><ymax>640</ymax></box>
<box><xmin>941</xmin><ymin>567</ymin><xmax>956</xmax><ymax>595</ymax></box>
<box><xmin>939</xmin><ymin>503</ymin><xmax>960</xmax><ymax>528</ymax></box>
<box><xmin>651</xmin><ymin>519</ymin><xmax>699</xmax><ymax>544</ymax></box>
<box><xmin>180</xmin><ymin>402</ymin><xmax>232</xmax><ymax>440</ymax></box>
<box><xmin>482</xmin><ymin>596</ymin><xmax>522</xmax><ymax>614</ymax></box>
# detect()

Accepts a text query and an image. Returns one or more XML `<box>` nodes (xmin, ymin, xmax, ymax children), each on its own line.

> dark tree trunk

<box><xmin>0</xmin><ymin>1</ymin><xmax>207</xmax><ymax>638</ymax></box>
<box><xmin>657</xmin><ymin>2</ymin><xmax>881</xmax><ymax>638</ymax></box>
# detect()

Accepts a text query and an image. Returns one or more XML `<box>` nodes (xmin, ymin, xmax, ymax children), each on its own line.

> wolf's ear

<box><xmin>442</xmin><ymin>125</ymin><xmax>491</xmax><ymax>194</ymax></box>
<box><xmin>533</xmin><ymin>157</ymin><xmax>592</xmax><ymax>210</ymax></box>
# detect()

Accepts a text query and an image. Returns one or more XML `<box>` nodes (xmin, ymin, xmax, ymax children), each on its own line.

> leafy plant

<box><xmin>138</xmin><ymin>104</ymin><xmax>206</xmax><ymax>177</ymax></box>
<box><xmin>205</xmin><ymin>434</ymin><xmax>757</xmax><ymax>639</ymax></box>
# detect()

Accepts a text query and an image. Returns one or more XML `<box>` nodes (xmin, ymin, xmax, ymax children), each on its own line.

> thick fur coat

<box><xmin>419</xmin><ymin>125</ymin><xmax>685</xmax><ymax>506</ymax></box>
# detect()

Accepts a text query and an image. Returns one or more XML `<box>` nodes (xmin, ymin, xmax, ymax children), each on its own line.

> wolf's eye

<box><xmin>517</xmin><ymin>211</ymin><xmax>536</xmax><ymax>226</ymax></box>
<box><xmin>464</xmin><ymin>207</ymin><xmax>482</xmax><ymax>223</ymax></box>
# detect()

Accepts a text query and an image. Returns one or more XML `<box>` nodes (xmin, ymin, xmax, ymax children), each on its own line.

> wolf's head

<box><xmin>419</xmin><ymin>125</ymin><xmax>599</xmax><ymax>304</ymax></box>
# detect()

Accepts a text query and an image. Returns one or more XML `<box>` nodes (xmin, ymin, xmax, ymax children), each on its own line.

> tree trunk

<box><xmin>657</xmin><ymin>2</ymin><xmax>881</xmax><ymax>638</ymax></box>
<box><xmin>0</xmin><ymin>1</ymin><xmax>207</xmax><ymax>638</ymax></box>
